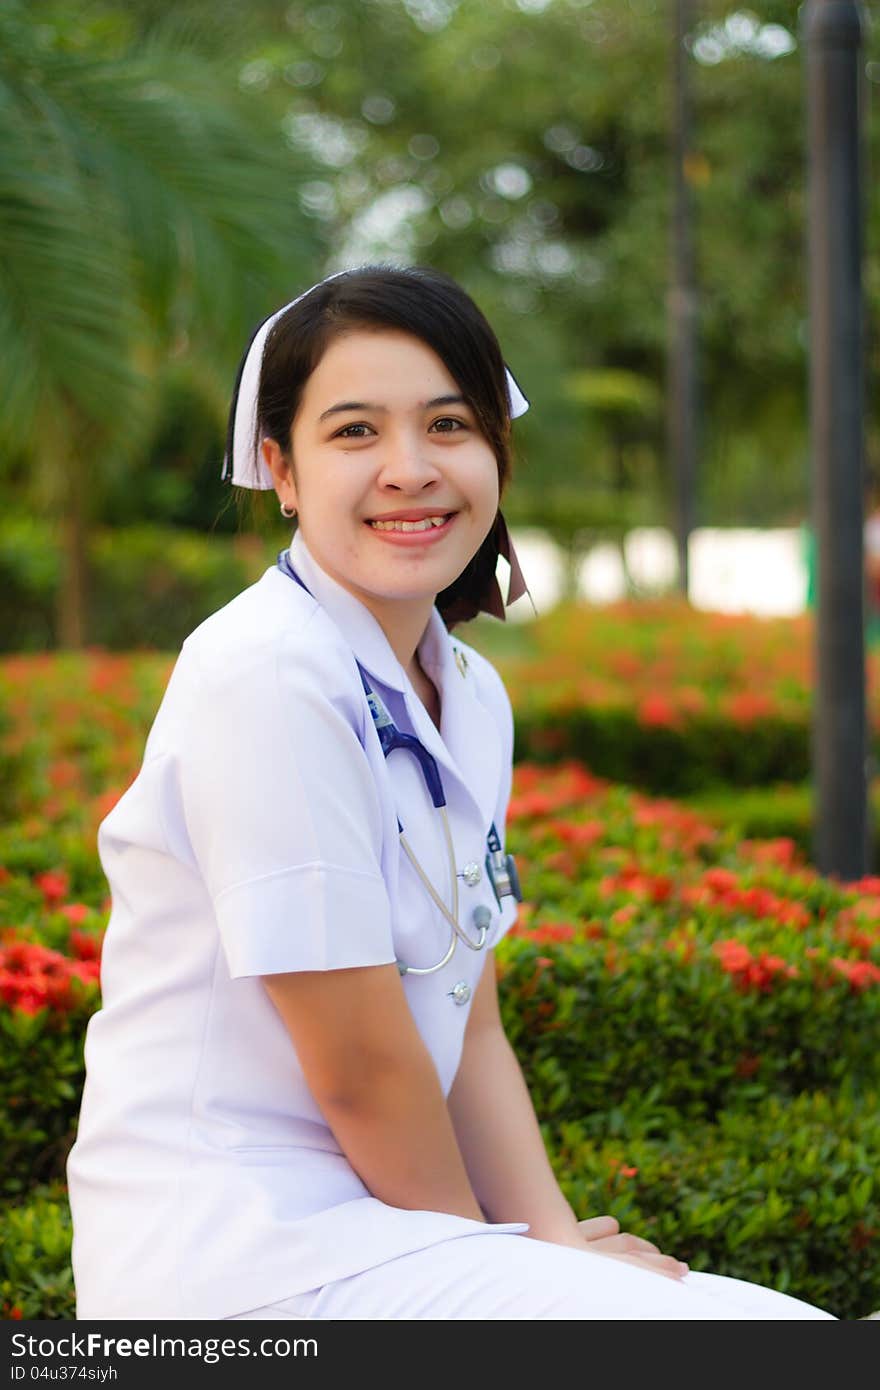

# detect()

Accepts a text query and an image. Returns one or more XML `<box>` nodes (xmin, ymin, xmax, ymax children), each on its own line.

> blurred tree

<box><xmin>0</xmin><ymin>1</ymin><xmax>321</xmax><ymax>645</ymax></box>
<box><xmin>563</xmin><ymin>365</ymin><xmax>663</xmax><ymax>593</ymax></box>
<box><xmin>200</xmin><ymin>0</ymin><xmax>877</xmax><ymax>526</ymax></box>
<box><xmin>4</xmin><ymin>0</ymin><xmax>879</xmax><ymax>601</ymax></box>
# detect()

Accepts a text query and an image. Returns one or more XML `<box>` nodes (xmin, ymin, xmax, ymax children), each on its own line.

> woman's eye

<box><xmin>430</xmin><ymin>417</ymin><xmax>466</xmax><ymax>433</ymax></box>
<box><xmin>336</xmin><ymin>422</ymin><xmax>373</xmax><ymax>438</ymax></box>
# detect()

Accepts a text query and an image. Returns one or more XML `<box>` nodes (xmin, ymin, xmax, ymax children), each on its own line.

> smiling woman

<box><xmin>65</xmin><ymin>265</ymin><xmax>835</xmax><ymax>1322</ymax></box>
<box><xmin>249</xmin><ymin>266</ymin><xmax>530</xmax><ymax>641</ymax></box>
<box><xmin>260</xmin><ymin>325</ymin><xmax>501</xmax><ymax>678</ymax></box>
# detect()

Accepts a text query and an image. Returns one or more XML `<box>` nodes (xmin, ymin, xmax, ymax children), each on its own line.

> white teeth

<box><xmin>369</xmin><ymin>515</ymin><xmax>450</xmax><ymax>532</ymax></box>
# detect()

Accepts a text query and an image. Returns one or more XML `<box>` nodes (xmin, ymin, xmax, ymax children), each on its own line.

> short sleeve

<box><xmin>176</xmin><ymin>621</ymin><xmax>397</xmax><ymax>980</ymax></box>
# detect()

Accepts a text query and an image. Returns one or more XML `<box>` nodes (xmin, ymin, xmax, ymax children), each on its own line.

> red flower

<box><xmin>637</xmin><ymin>695</ymin><xmax>679</xmax><ymax>729</ymax></box>
<box><xmin>618</xmin><ymin>1165</ymin><xmax>639</xmax><ymax>1179</ymax></box>
<box><xmin>775</xmin><ymin>901</ymin><xmax>811</xmax><ymax>930</ymax></box>
<box><xmin>34</xmin><ymin>870</ymin><xmax>70</xmax><ymax>907</ymax></box>
<box><xmin>714</xmin><ymin>939</ymin><xmax>752</xmax><ymax>973</ymax></box>
<box><xmin>846</xmin><ymin>876</ymin><xmax>880</xmax><ymax>897</ymax></box>
<box><xmin>722</xmin><ymin>691</ymin><xmax>775</xmax><ymax>725</ymax></box>
<box><xmin>69</xmin><ymin>929</ymin><xmax>102</xmax><ymax>961</ymax></box>
<box><xmin>610</xmin><ymin>905</ymin><xmax>638</xmax><ymax>927</ymax></box>
<box><xmin>14</xmin><ymin>989</ymin><xmax>48</xmax><ymax>1016</ymax></box>
<box><xmin>68</xmin><ymin>959</ymin><xmax>101</xmax><ymax>985</ymax></box>
<box><xmin>60</xmin><ymin>904</ymin><xmax>90</xmax><ymax>925</ymax></box>
<box><xmin>93</xmin><ymin>789</ymin><xmax>121</xmax><ymax>821</ymax></box>
<box><xmin>680</xmin><ymin>884</ymin><xmax>712</xmax><ymax>908</ymax></box>
<box><xmin>553</xmin><ymin>818</ymin><xmax>604</xmax><ymax>847</ymax></box>
<box><xmin>830</xmin><ymin>957</ymin><xmax>880</xmax><ymax>991</ymax></box>
<box><xmin>48</xmin><ymin>758</ymin><xmax>80</xmax><ymax>790</ymax></box>
<box><xmin>703</xmin><ymin>868</ymin><xmax>739</xmax><ymax>894</ymax></box>
<box><xmin>530</xmin><ymin>923</ymin><xmax>576</xmax><ymax>945</ymax></box>
<box><xmin>0</xmin><ymin>936</ymin><xmax>100</xmax><ymax>1013</ymax></box>
<box><xmin>741</xmin><ymin>838</ymin><xmax>799</xmax><ymax>870</ymax></box>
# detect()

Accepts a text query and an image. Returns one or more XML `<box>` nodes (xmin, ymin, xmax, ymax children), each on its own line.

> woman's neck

<box><xmin>356</xmin><ymin>593</ymin><xmax>436</xmax><ymax>680</ymax></box>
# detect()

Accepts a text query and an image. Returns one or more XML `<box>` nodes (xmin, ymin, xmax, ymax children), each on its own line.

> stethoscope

<box><xmin>276</xmin><ymin>548</ymin><xmax>522</xmax><ymax>988</ymax></box>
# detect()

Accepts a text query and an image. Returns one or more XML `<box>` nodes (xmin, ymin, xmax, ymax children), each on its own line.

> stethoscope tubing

<box><xmin>276</xmin><ymin>548</ymin><xmax>504</xmax><ymax>975</ymax></box>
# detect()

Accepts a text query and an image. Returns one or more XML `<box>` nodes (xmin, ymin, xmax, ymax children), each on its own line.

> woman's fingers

<box><xmin>576</xmin><ymin>1216</ymin><xmax>620</xmax><ymax>1241</ymax></box>
<box><xmin>575</xmin><ymin>1216</ymin><xmax>685</xmax><ymax>1278</ymax></box>
<box><xmin>576</xmin><ymin>1217</ymin><xmax>669</xmax><ymax>1258</ymax></box>
<box><xmin>588</xmin><ymin>1233</ymin><xmax>661</xmax><ymax>1256</ymax></box>
<box><xmin>608</xmin><ymin>1250</ymin><xmax>689</xmax><ymax>1282</ymax></box>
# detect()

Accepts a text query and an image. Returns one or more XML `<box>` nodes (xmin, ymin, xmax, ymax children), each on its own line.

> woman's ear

<box><xmin>261</xmin><ymin>437</ymin><xmax>298</xmax><ymax>512</ymax></box>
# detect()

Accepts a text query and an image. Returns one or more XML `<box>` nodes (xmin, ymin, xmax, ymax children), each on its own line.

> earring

<box><xmin>280</xmin><ymin>501</ymin><xmax>296</xmax><ymax>519</ymax></box>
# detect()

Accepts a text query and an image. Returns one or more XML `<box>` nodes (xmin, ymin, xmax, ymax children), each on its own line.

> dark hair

<box><xmin>233</xmin><ymin>263</ymin><xmax>522</xmax><ymax>630</ymax></box>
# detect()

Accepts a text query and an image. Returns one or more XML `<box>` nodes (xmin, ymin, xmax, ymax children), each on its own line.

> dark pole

<box><xmin>668</xmin><ymin>0</ymin><xmax>698</xmax><ymax>598</ymax></box>
<box><xmin>804</xmin><ymin>0</ymin><xmax>869</xmax><ymax>878</ymax></box>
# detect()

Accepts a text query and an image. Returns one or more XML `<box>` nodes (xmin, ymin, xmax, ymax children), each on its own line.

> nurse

<box><xmin>67</xmin><ymin>265</ymin><xmax>834</xmax><ymax>1320</ymax></box>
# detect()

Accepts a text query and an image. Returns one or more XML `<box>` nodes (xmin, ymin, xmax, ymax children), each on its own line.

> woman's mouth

<box><xmin>364</xmin><ymin>512</ymin><xmax>457</xmax><ymax>546</ymax></box>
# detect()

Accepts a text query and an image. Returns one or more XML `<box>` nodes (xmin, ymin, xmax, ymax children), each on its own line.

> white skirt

<box><xmin>223</xmin><ymin>1230</ymin><xmax>835</xmax><ymax>1320</ymax></box>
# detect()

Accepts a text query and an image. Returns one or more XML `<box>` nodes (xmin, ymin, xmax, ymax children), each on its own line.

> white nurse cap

<box><xmin>221</xmin><ymin>269</ymin><xmax>530</xmax><ymax>490</ymax></box>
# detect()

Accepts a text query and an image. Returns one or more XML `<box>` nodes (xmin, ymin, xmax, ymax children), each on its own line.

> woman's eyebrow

<box><xmin>318</xmin><ymin>394</ymin><xmax>467</xmax><ymax>422</ymax></box>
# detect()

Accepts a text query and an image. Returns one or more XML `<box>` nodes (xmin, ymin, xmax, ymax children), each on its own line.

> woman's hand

<box><xmin>577</xmin><ymin>1215</ymin><xmax>688</xmax><ymax>1282</ymax></box>
<box><xmin>527</xmin><ymin>1215</ymin><xmax>687</xmax><ymax>1282</ymax></box>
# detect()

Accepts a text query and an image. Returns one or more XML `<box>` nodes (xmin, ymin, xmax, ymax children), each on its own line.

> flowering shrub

<box><xmin>0</xmin><ymin>649</ymin><xmax>172</xmax><ymax>827</ymax></box>
<box><xmin>0</xmin><ymin>1184</ymin><xmax>73</xmax><ymax>1320</ymax></box>
<box><xmin>473</xmin><ymin>601</ymin><xmax>880</xmax><ymax>791</ymax></box>
<box><xmin>1</xmin><ymin>647</ymin><xmax>879</xmax><ymax>1316</ymax></box>
<box><xmin>546</xmin><ymin>1090</ymin><xmax>879</xmax><ymax>1321</ymax></box>
<box><xmin>483</xmin><ymin>598</ymin><xmax>880</xmax><ymax>731</ymax></box>
<box><xmin>3</xmin><ymin>1093</ymin><xmax>876</xmax><ymax>1321</ymax></box>
<box><xmin>495</xmin><ymin>763</ymin><xmax>880</xmax><ymax>1119</ymax></box>
<box><xmin>0</xmin><ymin>928</ymin><xmax>102</xmax><ymax>1197</ymax></box>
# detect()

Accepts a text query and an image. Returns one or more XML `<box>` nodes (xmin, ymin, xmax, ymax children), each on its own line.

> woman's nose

<box><xmin>376</xmin><ymin>428</ymin><xmax>442</xmax><ymax>489</ymax></box>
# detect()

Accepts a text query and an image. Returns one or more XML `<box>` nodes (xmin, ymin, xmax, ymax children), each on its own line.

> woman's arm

<box><xmin>446</xmin><ymin>957</ymin><xmax>689</xmax><ymax>1278</ymax></box>
<box><xmin>446</xmin><ymin>953</ymin><xmax>582</xmax><ymax>1242</ymax></box>
<box><xmin>263</xmin><ymin>963</ymin><xmax>485</xmax><ymax>1222</ymax></box>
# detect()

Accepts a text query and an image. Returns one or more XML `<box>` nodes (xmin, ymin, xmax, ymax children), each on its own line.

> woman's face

<box><xmin>262</xmin><ymin>327</ymin><xmax>500</xmax><ymax>615</ymax></box>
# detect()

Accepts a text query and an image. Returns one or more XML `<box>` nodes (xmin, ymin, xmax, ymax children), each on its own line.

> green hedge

<box><xmin>3</xmin><ymin>646</ymin><xmax>879</xmax><ymax>1317</ymax></box>
<box><xmin>2</xmin><ymin>1093</ymin><xmax>876</xmax><ymax>1321</ymax></box>
<box><xmin>0</xmin><ymin>517</ymin><xmax>270</xmax><ymax>653</ymax></box>
<box><xmin>547</xmin><ymin>1089</ymin><xmax>879</xmax><ymax>1321</ymax></box>
<box><xmin>686</xmin><ymin>780</ymin><xmax>880</xmax><ymax>867</ymax></box>
<box><xmin>511</xmin><ymin>705</ymin><xmax>815</xmax><ymax>794</ymax></box>
<box><xmin>498</xmin><ymin>929</ymin><xmax>880</xmax><ymax>1125</ymax></box>
<box><xmin>0</xmin><ymin>1184</ymin><xmax>74</xmax><ymax>1321</ymax></box>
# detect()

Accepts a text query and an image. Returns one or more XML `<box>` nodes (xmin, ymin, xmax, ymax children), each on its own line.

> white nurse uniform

<box><xmin>66</xmin><ymin>526</ymin><xmax>528</xmax><ymax>1321</ymax></box>
<box><xmin>66</xmin><ymin>528</ymin><xmax>834</xmax><ymax>1321</ymax></box>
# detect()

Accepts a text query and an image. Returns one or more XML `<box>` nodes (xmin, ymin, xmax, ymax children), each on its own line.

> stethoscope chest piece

<box><xmin>485</xmin><ymin>839</ymin><xmax>523</xmax><ymax>910</ymax></box>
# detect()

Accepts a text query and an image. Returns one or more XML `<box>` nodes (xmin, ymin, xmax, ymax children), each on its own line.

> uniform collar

<box><xmin>283</xmin><ymin>529</ymin><xmax>502</xmax><ymax>831</ymax></box>
<box><xmin>288</xmin><ymin>528</ymin><xmax>411</xmax><ymax>694</ymax></box>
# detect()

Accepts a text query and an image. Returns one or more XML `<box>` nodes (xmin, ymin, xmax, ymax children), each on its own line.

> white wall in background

<box><xmin>689</xmin><ymin>528</ymin><xmax>807</xmax><ymax>617</ymax></box>
<box><xmin>501</xmin><ymin>526</ymin><xmax>808</xmax><ymax>619</ymax></box>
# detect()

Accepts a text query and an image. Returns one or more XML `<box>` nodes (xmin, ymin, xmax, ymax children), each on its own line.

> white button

<box><xmin>460</xmin><ymin>861</ymin><xmax>482</xmax><ymax>887</ymax></box>
<box><xmin>448</xmin><ymin>980</ymin><xmax>472</xmax><ymax>1005</ymax></box>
